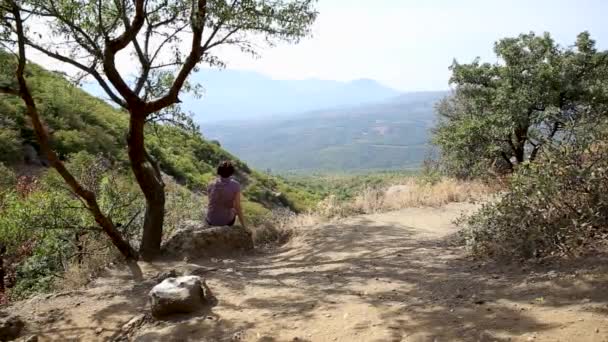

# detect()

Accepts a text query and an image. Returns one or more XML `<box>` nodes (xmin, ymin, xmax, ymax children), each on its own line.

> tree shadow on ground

<box><xmin>191</xmin><ymin>216</ymin><xmax>608</xmax><ymax>341</ymax></box>
<box><xmin>20</xmin><ymin>213</ymin><xmax>607</xmax><ymax>341</ymax></box>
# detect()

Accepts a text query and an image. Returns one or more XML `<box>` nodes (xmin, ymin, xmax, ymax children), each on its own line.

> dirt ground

<box><xmin>8</xmin><ymin>202</ymin><xmax>608</xmax><ymax>342</ymax></box>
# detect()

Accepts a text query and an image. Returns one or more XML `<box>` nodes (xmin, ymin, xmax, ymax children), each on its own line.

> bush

<box><xmin>0</xmin><ymin>128</ymin><xmax>22</xmax><ymax>164</ymax></box>
<box><xmin>0</xmin><ymin>154</ymin><xmax>147</xmax><ymax>299</ymax></box>
<box><xmin>459</xmin><ymin>124</ymin><xmax>608</xmax><ymax>259</ymax></box>
<box><xmin>0</xmin><ymin>163</ymin><xmax>16</xmax><ymax>192</ymax></box>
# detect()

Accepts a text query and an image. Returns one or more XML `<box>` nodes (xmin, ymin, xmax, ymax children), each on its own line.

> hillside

<box><xmin>82</xmin><ymin>69</ymin><xmax>402</xmax><ymax>123</ymax></box>
<box><xmin>201</xmin><ymin>91</ymin><xmax>446</xmax><ymax>172</ymax></box>
<box><xmin>0</xmin><ymin>53</ymin><xmax>320</xmax><ymax>216</ymax></box>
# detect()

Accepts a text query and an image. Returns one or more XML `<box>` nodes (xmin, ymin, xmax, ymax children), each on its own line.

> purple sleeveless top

<box><xmin>206</xmin><ymin>177</ymin><xmax>240</xmax><ymax>226</ymax></box>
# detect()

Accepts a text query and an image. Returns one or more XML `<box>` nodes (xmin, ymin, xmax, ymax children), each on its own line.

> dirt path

<box><xmin>9</xmin><ymin>203</ymin><xmax>608</xmax><ymax>342</ymax></box>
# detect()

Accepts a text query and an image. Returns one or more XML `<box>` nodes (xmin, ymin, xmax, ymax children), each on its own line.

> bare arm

<box><xmin>234</xmin><ymin>191</ymin><xmax>246</xmax><ymax>229</ymax></box>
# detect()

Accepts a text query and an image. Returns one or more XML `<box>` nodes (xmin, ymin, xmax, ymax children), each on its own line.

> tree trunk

<box><xmin>127</xmin><ymin>113</ymin><xmax>165</xmax><ymax>261</ymax></box>
<box><xmin>513</xmin><ymin>125</ymin><xmax>529</xmax><ymax>164</ymax></box>
<box><xmin>7</xmin><ymin>0</ymin><xmax>138</xmax><ymax>261</ymax></box>
<box><xmin>0</xmin><ymin>244</ymin><xmax>5</xmax><ymax>299</ymax></box>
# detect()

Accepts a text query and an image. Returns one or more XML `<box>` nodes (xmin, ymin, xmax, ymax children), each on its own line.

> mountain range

<box><xmin>183</xmin><ymin>69</ymin><xmax>402</xmax><ymax>122</ymax></box>
<box><xmin>82</xmin><ymin>69</ymin><xmax>402</xmax><ymax>122</ymax></box>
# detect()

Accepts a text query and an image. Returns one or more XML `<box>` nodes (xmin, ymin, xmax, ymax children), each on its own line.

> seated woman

<box><xmin>206</xmin><ymin>160</ymin><xmax>246</xmax><ymax>228</ymax></box>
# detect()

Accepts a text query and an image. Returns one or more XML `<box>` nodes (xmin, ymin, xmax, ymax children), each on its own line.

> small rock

<box><xmin>596</xmin><ymin>328</ymin><xmax>600</xmax><ymax>333</ymax></box>
<box><xmin>232</xmin><ymin>331</ymin><xmax>244</xmax><ymax>340</ymax></box>
<box><xmin>149</xmin><ymin>276</ymin><xmax>210</xmax><ymax>318</ymax></box>
<box><xmin>95</xmin><ymin>327</ymin><xmax>103</xmax><ymax>334</ymax></box>
<box><xmin>474</xmin><ymin>299</ymin><xmax>486</xmax><ymax>305</ymax></box>
<box><xmin>122</xmin><ymin>314</ymin><xmax>147</xmax><ymax>333</ymax></box>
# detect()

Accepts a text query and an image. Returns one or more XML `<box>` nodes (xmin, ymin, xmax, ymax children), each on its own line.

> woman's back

<box><xmin>206</xmin><ymin>177</ymin><xmax>240</xmax><ymax>226</ymax></box>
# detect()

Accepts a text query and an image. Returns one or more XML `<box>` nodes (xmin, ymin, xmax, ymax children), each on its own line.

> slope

<box><xmin>0</xmin><ymin>52</ymin><xmax>320</xmax><ymax>215</ymax></box>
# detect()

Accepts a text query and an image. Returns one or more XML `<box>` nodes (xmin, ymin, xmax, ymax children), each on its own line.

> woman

<box><xmin>206</xmin><ymin>160</ymin><xmax>246</xmax><ymax>228</ymax></box>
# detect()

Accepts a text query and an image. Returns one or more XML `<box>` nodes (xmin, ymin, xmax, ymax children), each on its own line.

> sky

<box><xmin>24</xmin><ymin>0</ymin><xmax>608</xmax><ymax>93</ymax></box>
<box><xmin>211</xmin><ymin>0</ymin><xmax>608</xmax><ymax>91</ymax></box>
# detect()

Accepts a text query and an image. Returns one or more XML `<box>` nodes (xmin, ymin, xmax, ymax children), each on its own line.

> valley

<box><xmin>201</xmin><ymin>91</ymin><xmax>446</xmax><ymax>172</ymax></box>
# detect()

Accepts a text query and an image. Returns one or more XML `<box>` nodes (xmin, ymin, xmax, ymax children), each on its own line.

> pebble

<box><xmin>95</xmin><ymin>327</ymin><xmax>103</xmax><ymax>334</ymax></box>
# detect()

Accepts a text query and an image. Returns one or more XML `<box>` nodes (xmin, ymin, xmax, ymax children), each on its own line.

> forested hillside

<box><xmin>0</xmin><ymin>52</ymin><xmax>319</xmax><ymax>211</ymax></box>
<box><xmin>202</xmin><ymin>91</ymin><xmax>445</xmax><ymax>172</ymax></box>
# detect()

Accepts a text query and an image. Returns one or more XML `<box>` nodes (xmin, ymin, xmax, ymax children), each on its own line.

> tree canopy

<box><xmin>434</xmin><ymin>31</ymin><xmax>608</xmax><ymax>178</ymax></box>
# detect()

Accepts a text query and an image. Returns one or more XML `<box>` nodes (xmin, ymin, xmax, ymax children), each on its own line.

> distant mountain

<box><xmin>201</xmin><ymin>91</ymin><xmax>448</xmax><ymax>172</ymax></box>
<box><xmin>182</xmin><ymin>69</ymin><xmax>402</xmax><ymax>122</ymax></box>
<box><xmin>81</xmin><ymin>69</ymin><xmax>402</xmax><ymax>122</ymax></box>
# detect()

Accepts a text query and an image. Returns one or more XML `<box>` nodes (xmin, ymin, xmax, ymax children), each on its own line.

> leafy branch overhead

<box><xmin>0</xmin><ymin>0</ymin><xmax>317</xmax><ymax>260</ymax></box>
<box><xmin>14</xmin><ymin>0</ymin><xmax>317</xmax><ymax>112</ymax></box>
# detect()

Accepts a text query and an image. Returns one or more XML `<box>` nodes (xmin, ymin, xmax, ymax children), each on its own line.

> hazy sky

<box><xmin>216</xmin><ymin>0</ymin><xmax>608</xmax><ymax>91</ymax></box>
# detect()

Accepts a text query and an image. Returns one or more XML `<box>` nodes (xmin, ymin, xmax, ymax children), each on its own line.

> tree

<box><xmin>0</xmin><ymin>1</ymin><xmax>138</xmax><ymax>260</ymax></box>
<box><xmin>8</xmin><ymin>0</ymin><xmax>317</xmax><ymax>259</ymax></box>
<box><xmin>433</xmin><ymin>32</ymin><xmax>608</xmax><ymax>178</ymax></box>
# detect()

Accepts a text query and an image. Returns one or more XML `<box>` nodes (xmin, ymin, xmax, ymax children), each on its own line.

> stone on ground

<box><xmin>162</xmin><ymin>220</ymin><xmax>253</xmax><ymax>259</ymax></box>
<box><xmin>149</xmin><ymin>276</ymin><xmax>210</xmax><ymax>318</ymax></box>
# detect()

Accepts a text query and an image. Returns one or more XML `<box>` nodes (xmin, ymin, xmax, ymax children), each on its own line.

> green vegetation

<box><xmin>202</xmin><ymin>92</ymin><xmax>445</xmax><ymax>172</ymax></box>
<box><xmin>434</xmin><ymin>32</ymin><xmax>608</xmax><ymax>178</ymax></box>
<box><xmin>0</xmin><ymin>53</ymin><xmax>320</xmax><ymax>300</ymax></box>
<box><xmin>282</xmin><ymin>170</ymin><xmax>419</xmax><ymax>202</ymax></box>
<box><xmin>433</xmin><ymin>32</ymin><xmax>608</xmax><ymax>259</ymax></box>
<box><xmin>2</xmin><ymin>0</ymin><xmax>318</xmax><ymax>260</ymax></box>
<box><xmin>459</xmin><ymin>118</ymin><xmax>608</xmax><ymax>259</ymax></box>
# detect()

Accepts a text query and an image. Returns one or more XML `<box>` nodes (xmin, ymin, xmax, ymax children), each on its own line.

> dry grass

<box><xmin>377</xmin><ymin>178</ymin><xmax>493</xmax><ymax>211</ymax></box>
<box><xmin>252</xmin><ymin>177</ymin><xmax>495</xmax><ymax>245</ymax></box>
<box><xmin>251</xmin><ymin>208</ymin><xmax>323</xmax><ymax>245</ymax></box>
<box><xmin>54</xmin><ymin>236</ymin><xmax>120</xmax><ymax>291</ymax></box>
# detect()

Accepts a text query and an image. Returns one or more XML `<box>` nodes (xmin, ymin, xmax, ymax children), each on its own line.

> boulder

<box><xmin>162</xmin><ymin>221</ymin><xmax>253</xmax><ymax>260</ymax></box>
<box><xmin>148</xmin><ymin>276</ymin><xmax>209</xmax><ymax>318</ymax></box>
<box><xmin>0</xmin><ymin>313</ymin><xmax>24</xmax><ymax>341</ymax></box>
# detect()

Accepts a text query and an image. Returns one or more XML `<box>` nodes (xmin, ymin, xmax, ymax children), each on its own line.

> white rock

<box><xmin>149</xmin><ymin>276</ymin><xmax>209</xmax><ymax>318</ymax></box>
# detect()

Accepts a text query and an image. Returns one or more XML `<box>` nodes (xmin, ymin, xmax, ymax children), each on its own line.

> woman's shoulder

<box><xmin>228</xmin><ymin>178</ymin><xmax>241</xmax><ymax>188</ymax></box>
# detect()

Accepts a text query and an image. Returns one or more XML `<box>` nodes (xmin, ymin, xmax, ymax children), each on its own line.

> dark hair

<box><xmin>217</xmin><ymin>160</ymin><xmax>235</xmax><ymax>178</ymax></box>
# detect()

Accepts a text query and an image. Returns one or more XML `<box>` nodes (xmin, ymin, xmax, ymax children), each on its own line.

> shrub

<box><xmin>251</xmin><ymin>207</ymin><xmax>321</xmax><ymax>245</ymax></box>
<box><xmin>459</xmin><ymin>124</ymin><xmax>608</xmax><ymax>259</ymax></box>
<box><xmin>0</xmin><ymin>163</ymin><xmax>16</xmax><ymax>192</ymax></box>
<box><xmin>0</xmin><ymin>128</ymin><xmax>22</xmax><ymax>164</ymax></box>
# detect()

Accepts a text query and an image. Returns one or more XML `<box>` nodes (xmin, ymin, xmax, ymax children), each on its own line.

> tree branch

<box><xmin>24</xmin><ymin>41</ymin><xmax>126</xmax><ymax>108</ymax></box>
<box><xmin>145</xmin><ymin>0</ymin><xmax>207</xmax><ymax>114</ymax></box>
<box><xmin>102</xmin><ymin>0</ymin><xmax>146</xmax><ymax>106</ymax></box>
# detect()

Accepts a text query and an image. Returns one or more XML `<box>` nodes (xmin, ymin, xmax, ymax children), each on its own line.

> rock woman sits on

<box><xmin>205</xmin><ymin>160</ymin><xmax>246</xmax><ymax>229</ymax></box>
